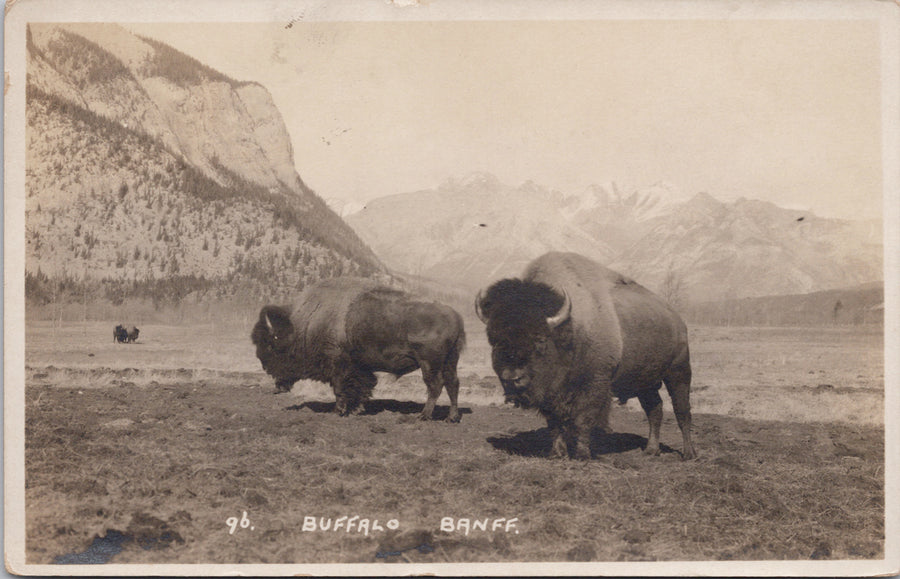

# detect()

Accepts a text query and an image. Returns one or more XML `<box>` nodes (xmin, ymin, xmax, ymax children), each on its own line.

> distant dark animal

<box><xmin>113</xmin><ymin>324</ymin><xmax>128</xmax><ymax>343</ymax></box>
<box><xmin>796</xmin><ymin>217</ymin><xmax>805</xmax><ymax>222</ymax></box>
<box><xmin>251</xmin><ymin>277</ymin><xmax>466</xmax><ymax>422</ymax></box>
<box><xmin>125</xmin><ymin>326</ymin><xmax>140</xmax><ymax>343</ymax></box>
<box><xmin>475</xmin><ymin>252</ymin><xmax>696</xmax><ymax>460</ymax></box>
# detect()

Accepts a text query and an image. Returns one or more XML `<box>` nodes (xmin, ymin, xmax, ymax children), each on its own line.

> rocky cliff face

<box><xmin>25</xmin><ymin>24</ymin><xmax>382</xmax><ymax>307</ymax></box>
<box><xmin>28</xmin><ymin>23</ymin><xmax>305</xmax><ymax>196</ymax></box>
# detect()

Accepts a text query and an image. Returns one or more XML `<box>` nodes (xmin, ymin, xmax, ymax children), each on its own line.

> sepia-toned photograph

<box><xmin>4</xmin><ymin>0</ymin><xmax>898</xmax><ymax>575</ymax></box>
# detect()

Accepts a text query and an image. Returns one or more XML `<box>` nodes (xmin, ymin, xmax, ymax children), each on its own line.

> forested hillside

<box><xmin>25</xmin><ymin>24</ymin><xmax>385</xmax><ymax>321</ymax></box>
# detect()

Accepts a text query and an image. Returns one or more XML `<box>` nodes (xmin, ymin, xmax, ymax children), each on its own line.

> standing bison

<box><xmin>476</xmin><ymin>252</ymin><xmax>696</xmax><ymax>460</ymax></box>
<box><xmin>125</xmin><ymin>326</ymin><xmax>140</xmax><ymax>343</ymax></box>
<box><xmin>251</xmin><ymin>277</ymin><xmax>466</xmax><ymax>422</ymax></box>
<box><xmin>114</xmin><ymin>324</ymin><xmax>139</xmax><ymax>343</ymax></box>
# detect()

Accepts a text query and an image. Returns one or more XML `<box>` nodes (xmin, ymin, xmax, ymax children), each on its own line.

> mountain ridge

<box><xmin>25</xmin><ymin>24</ymin><xmax>384</xmax><ymax>309</ymax></box>
<box><xmin>346</xmin><ymin>173</ymin><xmax>882</xmax><ymax>303</ymax></box>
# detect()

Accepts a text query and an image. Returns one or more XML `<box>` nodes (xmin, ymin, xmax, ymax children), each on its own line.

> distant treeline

<box><xmin>24</xmin><ymin>269</ymin><xmax>471</xmax><ymax>326</ymax></box>
<box><xmin>34</xmin><ymin>28</ymin><xmax>133</xmax><ymax>89</ymax></box>
<box><xmin>25</xmin><ymin>268</ymin><xmax>884</xmax><ymax>328</ymax></box>
<box><xmin>137</xmin><ymin>34</ymin><xmax>243</xmax><ymax>87</ymax></box>
<box><xmin>683</xmin><ymin>283</ymin><xmax>884</xmax><ymax>326</ymax></box>
<box><xmin>26</xmin><ymin>268</ymin><xmax>339</xmax><ymax>314</ymax></box>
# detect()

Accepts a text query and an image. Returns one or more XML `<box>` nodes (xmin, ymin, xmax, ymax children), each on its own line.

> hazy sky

<box><xmin>127</xmin><ymin>19</ymin><xmax>883</xmax><ymax>219</ymax></box>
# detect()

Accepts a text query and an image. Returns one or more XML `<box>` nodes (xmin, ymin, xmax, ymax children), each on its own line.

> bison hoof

<box><xmin>681</xmin><ymin>447</ymin><xmax>698</xmax><ymax>461</ymax></box>
<box><xmin>643</xmin><ymin>444</ymin><xmax>661</xmax><ymax>457</ymax></box>
<box><xmin>573</xmin><ymin>445</ymin><xmax>592</xmax><ymax>461</ymax></box>
<box><xmin>445</xmin><ymin>413</ymin><xmax>461</xmax><ymax>424</ymax></box>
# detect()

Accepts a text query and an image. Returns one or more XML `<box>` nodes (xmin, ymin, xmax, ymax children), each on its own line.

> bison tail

<box><xmin>453</xmin><ymin>325</ymin><xmax>467</xmax><ymax>356</ymax></box>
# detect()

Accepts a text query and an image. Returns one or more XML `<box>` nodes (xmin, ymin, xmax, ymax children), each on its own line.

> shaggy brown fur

<box><xmin>477</xmin><ymin>252</ymin><xmax>696</xmax><ymax>460</ymax></box>
<box><xmin>252</xmin><ymin>277</ymin><xmax>466</xmax><ymax>422</ymax></box>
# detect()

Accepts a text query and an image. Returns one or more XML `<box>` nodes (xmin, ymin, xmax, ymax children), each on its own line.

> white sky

<box><xmin>126</xmin><ymin>19</ymin><xmax>883</xmax><ymax>219</ymax></box>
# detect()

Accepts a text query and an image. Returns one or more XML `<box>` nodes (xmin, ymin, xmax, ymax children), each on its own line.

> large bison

<box><xmin>251</xmin><ymin>277</ymin><xmax>466</xmax><ymax>422</ymax></box>
<box><xmin>475</xmin><ymin>252</ymin><xmax>696</xmax><ymax>460</ymax></box>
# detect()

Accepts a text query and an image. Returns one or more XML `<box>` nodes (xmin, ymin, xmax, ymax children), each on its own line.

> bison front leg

<box><xmin>548</xmin><ymin>421</ymin><xmax>592</xmax><ymax>460</ymax></box>
<box><xmin>274</xmin><ymin>378</ymin><xmax>295</xmax><ymax>393</ymax></box>
<box><xmin>332</xmin><ymin>367</ymin><xmax>377</xmax><ymax>417</ymax></box>
<box><xmin>546</xmin><ymin>416</ymin><xmax>570</xmax><ymax>458</ymax></box>
<box><xmin>571</xmin><ymin>421</ymin><xmax>593</xmax><ymax>461</ymax></box>
<box><xmin>563</xmin><ymin>385</ymin><xmax>614</xmax><ymax>460</ymax></box>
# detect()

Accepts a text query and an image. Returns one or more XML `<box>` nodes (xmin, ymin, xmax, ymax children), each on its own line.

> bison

<box><xmin>476</xmin><ymin>252</ymin><xmax>696</xmax><ymax>460</ymax></box>
<box><xmin>251</xmin><ymin>277</ymin><xmax>466</xmax><ymax>422</ymax></box>
<box><xmin>125</xmin><ymin>326</ymin><xmax>140</xmax><ymax>343</ymax></box>
<box><xmin>114</xmin><ymin>324</ymin><xmax>128</xmax><ymax>343</ymax></box>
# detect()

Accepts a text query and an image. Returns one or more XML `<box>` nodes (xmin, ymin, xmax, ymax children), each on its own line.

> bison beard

<box><xmin>251</xmin><ymin>278</ymin><xmax>466</xmax><ymax>422</ymax></box>
<box><xmin>476</xmin><ymin>252</ymin><xmax>696</xmax><ymax>461</ymax></box>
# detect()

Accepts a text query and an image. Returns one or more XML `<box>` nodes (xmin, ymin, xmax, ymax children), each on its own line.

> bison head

<box><xmin>251</xmin><ymin>305</ymin><xmax>299</xmax><ymax>392</ymax></box>
<box><xmin>475</xmin><ymin>279</ymin><xmax>572</xmax><ymax>408</ymax></box>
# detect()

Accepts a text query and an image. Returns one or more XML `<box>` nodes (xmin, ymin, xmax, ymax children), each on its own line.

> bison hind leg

<box><xmin>439</xmin><ymin>364</ymin><xmax>461</xmax><ymax>423</ymax></box>
<box><xmin>418</xmin><ymin>360</ymin><xmax>455</xmax><ymax>422</ymax></box>
<box><xmin>663</xmin><ymin>364</ymin><xmax>696</xmax><ymax>460</ymax></box>
<box><xmin>636</xmin><ymin>386</ymin><xmax>664</xmax><ymax>456</ymax></box>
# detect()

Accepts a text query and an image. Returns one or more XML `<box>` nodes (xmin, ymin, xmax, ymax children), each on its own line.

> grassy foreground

<box><xmin>21</xmin><ymin>322</ymin><xmax>884</xmax><ymax>564</ymax></box>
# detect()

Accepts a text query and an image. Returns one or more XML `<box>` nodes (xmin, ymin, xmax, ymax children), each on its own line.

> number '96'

<box><xmin>226</xmin><ymin>511</ymin><xmax>254</xmax><ymax>534</ymax></box>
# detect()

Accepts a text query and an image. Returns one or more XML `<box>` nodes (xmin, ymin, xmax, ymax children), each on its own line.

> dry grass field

<box><xmin>21</xmin><ymin>318</ymin><xmax>884</xmax><ymax>565</ymax></box>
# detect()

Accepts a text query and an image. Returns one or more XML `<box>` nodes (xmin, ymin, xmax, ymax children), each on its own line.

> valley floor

<box><xmin>13</xmin><ymin>321</ymin><xmax>886</xmax><ymax>569</ymax></box>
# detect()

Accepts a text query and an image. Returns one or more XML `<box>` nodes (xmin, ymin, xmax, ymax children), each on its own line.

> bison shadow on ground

<box><xmin>285</xmin><ymin>399</ymin><xmax>473</xmax><ymax>421</ymax></box>
<box><xmin>487</xmin><ymin>427</ymin><xmax>678</xmax><ymax>459</ymax></box>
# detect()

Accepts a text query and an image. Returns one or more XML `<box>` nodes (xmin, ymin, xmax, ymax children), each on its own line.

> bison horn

<box><xmin>265</xmin><ymin>312</ymin><xmax>274</xmax><ymax>332</ymax></box>
<box><xmin>546</xmin><ymin>289</ymin><xmax>571</xmax><ymax>329</ymax></box>
<box><xmin>474</xmin><ymin>289</ymin><xmax>488</xmax><ymax>324</ymax></box>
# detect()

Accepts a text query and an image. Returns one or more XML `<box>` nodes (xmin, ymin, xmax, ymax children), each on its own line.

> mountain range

<box><xmin>24</xmin><ymin>23</ymin><xmax>883</xmax><ymax>311</ymax></box>
<box><xmin>346</xmin><ymin>174</ymin><xmax>883</xmax><ymax>303</ymax></box>
<box><xmin>25</xmin><ymin>24</ymin><xmax>383</xmax><ymax>307</ymax></box>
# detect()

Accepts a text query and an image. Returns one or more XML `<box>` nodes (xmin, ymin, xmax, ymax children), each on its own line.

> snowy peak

<box><xmin>456</xmin><ymin>171</ymin><xmax>504</xmax><ymax>191</ymax></box>
<box><xmin>629</xmin><ymin>181</ymin><xmax>693</xmax><ymax>221</ymax></box>
<box><xmin>564</xmin><ymin>180</ymin><xmax>693</xmax><ymax>223</ymax></box>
